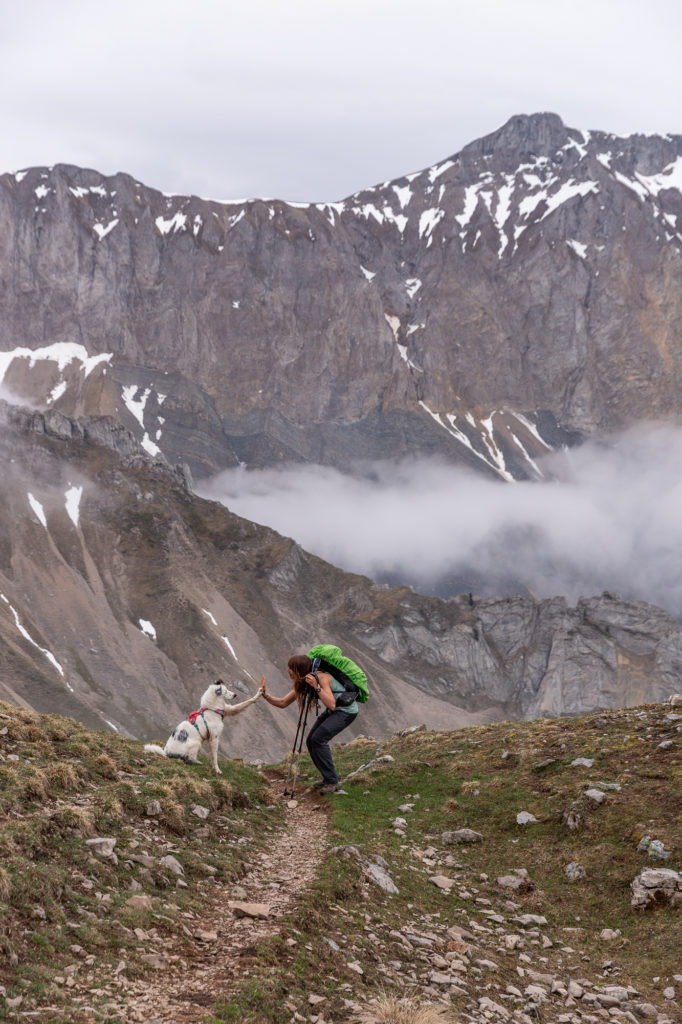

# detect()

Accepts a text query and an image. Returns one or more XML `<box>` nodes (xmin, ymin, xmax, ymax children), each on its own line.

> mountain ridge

<box><xmin>2</xmin><ymin>112</ymin><xmax>682</xmax><ymax>480</ymax></box>
<box><xmin>1</xmin><ymin>399</ymin><xmax>681</xmax><ymax>759</ymax></box>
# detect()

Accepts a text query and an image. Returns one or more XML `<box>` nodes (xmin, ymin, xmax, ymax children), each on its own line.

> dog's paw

<box><xmin>215</xmin><ymin>767</ymin><xmax>223</xmax><ymax>775</ymax></box>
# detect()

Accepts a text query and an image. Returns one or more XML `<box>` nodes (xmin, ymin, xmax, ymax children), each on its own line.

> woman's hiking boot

<box><xmin>318</xmin><ymin>782</ymin><xmax>340</xmax><ymax>794</ymax></box>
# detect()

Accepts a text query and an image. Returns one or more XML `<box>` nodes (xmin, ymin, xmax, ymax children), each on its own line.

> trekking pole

<box><xmin>282</xmin><ymin>690</ymin><xmax>310</xmax><ymax>796</ymax></box>
<box><xmin>283</xmin><ymin>690</ymin><xmax>313</xmax><ymax>798</ymax></box>
<box><xmin>282</xmin><ymin>658</ymin><xmax>320</xmax><ymax>798</ymax></box>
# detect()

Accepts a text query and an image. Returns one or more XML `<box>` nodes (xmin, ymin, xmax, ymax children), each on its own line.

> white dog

<box><xmin>144</xmin><ymin>680</ymin><xmax>261</xmax><ymax>774</ymax></box>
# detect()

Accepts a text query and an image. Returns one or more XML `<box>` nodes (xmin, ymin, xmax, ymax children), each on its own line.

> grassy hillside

<box><xmin>219</xmin><ymin>702</ymin><xmax>682</xmax><ymax>1023</ymax></box>
<box><xmin>0</xmin><ymin>698</ymin><xmax>679</xmax><ymax>1023</ymax></box>
<box><xmin>0</xmin><ymin>701</ymin><xmax>279</xmax><ymax>1022</ymax></box>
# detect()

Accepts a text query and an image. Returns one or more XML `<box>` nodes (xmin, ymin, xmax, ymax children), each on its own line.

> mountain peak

<box><xmin>461</xmin><ymin>111</ymin><xmax>572</xmax><ymax>162</ymax></box>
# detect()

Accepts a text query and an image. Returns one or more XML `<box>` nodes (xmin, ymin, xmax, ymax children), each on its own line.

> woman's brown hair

<box><xmin>287</xmin><ymin>655</ymin><xmax>313</xmax><ymax>701</ymax></box>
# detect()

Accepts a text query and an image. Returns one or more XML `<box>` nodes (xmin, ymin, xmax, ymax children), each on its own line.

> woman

<box><xmin>260</xmin><ymin>654</ymin><xmax>358</xmax><ymax>793</ymax></box>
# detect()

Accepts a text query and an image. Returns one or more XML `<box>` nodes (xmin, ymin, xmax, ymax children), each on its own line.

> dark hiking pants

<box><xmin>306</xmin><ymin>708</ymin><xmax>355</xmax><ymax>784</ymax></box>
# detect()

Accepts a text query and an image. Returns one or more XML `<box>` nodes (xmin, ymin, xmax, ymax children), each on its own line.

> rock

<box><xmin>398</xmin><ymin>803</ymin><xmax>414</xmax><ymax>812</ymax></box>
<box><xmin>125</xmin><ymin>894</ymin><xmax>153</xmax><ymax>911</ymax></box>
<box><xmin>5</xmin><ymin>995</ymin><xmax>23</xmax><ymax>1009</ymax></box>
<box><xmin>601</xmin><ymin>985</ymin><xmax>629</xmax><ymax>1002</ymax></box>
<box><xmin>392</xmin><ymin>817</ymin><xmax>408</xmax><ymax>829</ymax></box>
<box><xmin>497</xmin><ymin>874</ymin><xmax>533</xmax><ymax>892</ymax></box>
<box><xmin>599</xmin><ymin>928</ymin><xmax>621</xmax><ymax>941</ymax></box>
<box><xmin>195</xmin><ymin>929</ymin><xmax>218</xmax><ymax>941</ymax></box>
<box><xmin>663</xmin><ymin>987</ymin><xmax>675</xmax><ymax>1000</ymax></box>
<box><xmin>129</xmin><ymin>853</ymin><xmax>156</xmax><ymax>868</ymax></box>
<box><xmin>631</xmin><ymin>867</ymin><xmax>682</xmax><ymax>909</ymax></box>
<box><xmin>308</xmin><ymin>994</ymin><xmax>327</xmax><ymax>1005</ymax></box>
<box><xmin>190</xmin><ymin>804</ymin><xmax>209</xmax><ymax>819</ymax></box>
<box><xmin>632</xmin><ymin>1003</ymin><xmax>658</xmax><ymax>1018</ymax></box>
<box><xmin>571</xmin><ymin>758</ymin><xmax>595</xmax><ymax>767</ymax></box>
<box><xmin>140</xmin><ymin>954</ymin><xmax>166</xmax><ymax>969</ymax></box>
<box><xmin>565</xmin><ymin>861</ymin><xmax>586</xmax><ymax>881</ymax></box>
<box><xmin>287</xmin><ymin>800</ymin><xmax>298</xmax><ymax>809</ymax></box>
<box><xmin>158</xmin><ymin>855</ymin><xmax>184</xmax><ymax>876</ymax></box>
<box><xmin>346</xmin><ymin>961</ymin><xmax>364</xmax><ymax>974</ymax></box>
<box><xmin>669</xmin><ymin>694</ymin><xmax>682</xmax><ymax>705</ymax></box>
<box><xmin>332</xmin><ymin>845</ymin><xmax>399</xmax><ymax>894</ymax></box>
<box><xmin>525</xmin><ymin>984</ymin><xmax>548</xmax><ymax>1002</ymax></box>
<box><xmin>568</xmin><ymin>980</ymin><xmax>584</xmax><ymax>998</ymax></box>
<box><xmin>516</xmin><ymin>811</ymin><xmax>538</xmax><ymax>825</ymax></box>
<box><xmin>476</xmin><ymin>958</ymin><xmax>500</xmax><ymax>971</ymax></box>
<box><xmin>429</xmin><ymin>971</ymin><xmax>455</xmax><ymax>985</ymax></box>
<box><xmin>478</xmin><ymin>997</ymin><xmax>511</xmax><ymax>1018</ymax></box>
<box><xmin>533</xmin><ymin>758</ymin><xmax>557</xmax><ymax>771</ymax></box>
<box><xmin>659</xmin><ymin>739</ymin><xmax>673</xmax><ymax>749</ymax></box>
<box><xmin>561</xmin><ymin>809</ymin><xmax>582</xmax><ymax>830</ymax></box>
<box><xmin>514</xmin><ymin>914</ymin><xmax>548</xmax><ymax>927</ymax></box>
<box><xmin>86</xmin><ymin>837</ymin><xmax>117</xmax><ymax>860</ymax></box>
<box><xmin>441</xmin><ymin>827</ymin><xmax>483</xmax><ymax>844</ymax></box>
<box><xmin>429</xmin><ymin>875</ymin><xmax>454</xmax><ymax>890</ymax></box>
<box><xmin>637</xmin><ymin>836</ymin><xmax>671</xmax><ymax>860</ymax></box>
<box><xmin>584</xmin><ymin>788</ymin><xmax>606</xmax><ymax>803</ymax></box>
<box><xmin>145</xmin><ymin>800</ymin><xmax>161</xmax><ymax>816</ymax></box>
<box><xmin>228</xmin><ymin>901</ymin><xmax>270</xmax><ymax>919</ymax></box>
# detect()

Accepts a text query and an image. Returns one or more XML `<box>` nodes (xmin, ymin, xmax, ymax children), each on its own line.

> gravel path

<box><xmin>118</xmin><ymin>781</ymin><xmax>329</xmax><ymax>1024</ymax></box>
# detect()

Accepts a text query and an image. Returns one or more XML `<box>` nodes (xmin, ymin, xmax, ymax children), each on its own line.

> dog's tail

<box><xmin>143</xmin><ymin>743</ymin><xmax>167</xmax><ymax>758</ymax></box>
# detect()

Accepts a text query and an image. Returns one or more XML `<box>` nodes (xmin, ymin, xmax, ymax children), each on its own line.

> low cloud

<box><xmin>197</xmin><ymin>424</ymin><xmax>682</xmax><ymax>619</ymax></box>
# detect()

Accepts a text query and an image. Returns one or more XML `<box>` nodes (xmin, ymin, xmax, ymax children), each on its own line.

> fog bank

<box><xmin>197</xmin><ymin>424</ymin><xmax>682</xmax><ymax>618</ymax></box>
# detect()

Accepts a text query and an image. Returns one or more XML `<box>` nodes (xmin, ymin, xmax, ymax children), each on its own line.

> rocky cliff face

<box><xmin>1</xmin><ymin>403</ymin><xmax>679</xmax><ymax>760</ymax></box>
<box><xmin>2</xmin><ymin>113</ymin><xmax>682</xmax><ymax>480</ymax></box>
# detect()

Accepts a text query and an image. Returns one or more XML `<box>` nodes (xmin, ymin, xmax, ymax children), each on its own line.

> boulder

<box><xmin>565</xmin><ymin>861</ymin><xmax>586</xmax><ymax>881</ymax></box>
<box><xmin>158</xmin><ymin>855</ymin><xmax>184</xmax><ymax>876</ymax></box>
<box><xmin>228</xmin><ymin>901</ymin><xmax>270</xmax><ymax>919</ymax></box>
<box><xmin>442</xmin><ymin>828</ymin><xmax>483</xmax><ymax>844</ymax></box>
<box><xmin>631</xmin><ymin>867</ymin><xmax>682</xmax><ymax>909</ymax></box>
<box><xmin>85</xmin><ymin>837</ymin><xmax>117</xmax><ymax>861</ymax></box>
<box><xmin>332</xmin><ymin>845</ymin><xmax>399</xmax><ymax>894</ymax></box>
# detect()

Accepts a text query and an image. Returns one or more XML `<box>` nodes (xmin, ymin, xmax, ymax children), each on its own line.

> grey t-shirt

<box><xmin>329</xmin><ymin>676</ymin><xmax>359</xmax><ymax>715</ymax></box>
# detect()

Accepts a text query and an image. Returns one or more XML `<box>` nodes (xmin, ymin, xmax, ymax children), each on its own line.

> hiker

<box><xmin>260</xmin><ymin>654</ymin><xmax>358</xmax><ymax>793</ymax></box>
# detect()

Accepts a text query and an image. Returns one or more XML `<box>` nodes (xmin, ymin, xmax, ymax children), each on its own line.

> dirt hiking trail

<box><xmin>120</xmin><ymin>775</ymin><xmax>329</xmax><ymax>1023</ymax></box>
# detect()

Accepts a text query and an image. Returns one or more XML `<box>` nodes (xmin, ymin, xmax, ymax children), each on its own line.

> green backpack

<box><xmin>307</xmin><ymin>644</ymin><xmax>369</xmax><ymax>704</ymax></box>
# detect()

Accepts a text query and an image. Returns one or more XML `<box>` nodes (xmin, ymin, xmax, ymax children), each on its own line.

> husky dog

<box><xmin>144</xmin><ymin>680</ymin><xmax>261</xmax><ymax>774</ymax></box>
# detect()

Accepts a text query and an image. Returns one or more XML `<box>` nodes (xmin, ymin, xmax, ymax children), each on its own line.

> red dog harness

<box><xmin>187</xmin><ymin>706</ymin><xmax>227</xmax><ymax>738</ymax></box>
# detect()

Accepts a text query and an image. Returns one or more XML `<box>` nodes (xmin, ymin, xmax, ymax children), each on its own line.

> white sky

<box><xmin>1</xmin><ymin>0</ymin><xmax>681</xmax><ymax>202</ymax></box>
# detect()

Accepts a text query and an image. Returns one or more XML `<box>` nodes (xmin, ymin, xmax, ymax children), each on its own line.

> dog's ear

<box><xmin>214</xmin><ymin>680</ymin><xmax>224</xmax><ymax>695</ymax></box>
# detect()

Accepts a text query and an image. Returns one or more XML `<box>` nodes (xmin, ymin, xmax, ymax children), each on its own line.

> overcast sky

<box><xmin>2</xmin><ymin>0</ymin><xmax>681</xmax><ymax>202</ymax></box>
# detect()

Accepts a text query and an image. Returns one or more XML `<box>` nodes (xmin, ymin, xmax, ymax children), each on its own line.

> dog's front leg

<box><xmin>223</xmin><ymin>692</ymin><xmax>261</xmax><ymax>717</ymax></box>
<box><xmin>208</xmin><ymin>735</ymin><xmax>222</xmax><ymax>774</ymax></box>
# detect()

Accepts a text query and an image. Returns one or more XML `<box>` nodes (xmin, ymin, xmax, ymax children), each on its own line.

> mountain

<box><xmin>1</xmin><ymin>402</ymin><xmax>680</xmax><ymax>760</ymax></box>
<box><xmin>2</xmin><ymin>113</ymin><xmax>682</xmax><ymax>482</ymax></box>
<box><xmin>2</xmin><ymin>114</ymin><xmax>682</xmax><ymax>747</ymax></box>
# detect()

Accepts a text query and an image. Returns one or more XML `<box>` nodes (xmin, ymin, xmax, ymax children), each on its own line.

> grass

<box><xmin>0</xmin><ymin>699</ymin><xmax>679</xmax><ymax>1023</ymax></box>
<box><xmin>0</xmin><ymin>700</ymin><xmax>280</xmax><ymax>1022</ymax></box>
<box><xmin>215</xmin><ymin>704</ymin><xmax>681</xmax><ymax>1023</ymax></box>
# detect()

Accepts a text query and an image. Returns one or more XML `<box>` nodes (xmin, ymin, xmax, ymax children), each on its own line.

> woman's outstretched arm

<box><xmin>260</xmin><ymin>676</ymin><xmax>297</xmax><ymax>709</ymax></box>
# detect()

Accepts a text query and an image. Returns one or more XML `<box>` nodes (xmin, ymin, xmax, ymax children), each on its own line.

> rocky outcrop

<box><xmin>2</xmin><ymin>113</ymin><xmax>682</xmax><ymax>479</ymax></box>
